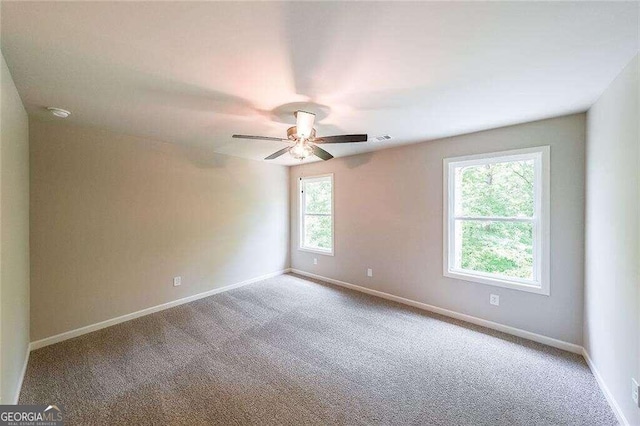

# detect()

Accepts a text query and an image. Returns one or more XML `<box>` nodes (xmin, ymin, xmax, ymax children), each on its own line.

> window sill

<box><xmin>298</xmin><ymin>247</ymin><xmax>334</xmax><ymax>256</ymax></box>
<box><xmin>444</xmin><ymin>269</ymin><xmax>549</xmax><ymax>295</ymax></box>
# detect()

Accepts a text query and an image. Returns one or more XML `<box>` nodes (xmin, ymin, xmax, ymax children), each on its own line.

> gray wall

<box><xmin>30</xmin><ymin>121</ymin><xmax>290</xmax><ymax>341</ymax></box>
<box><xmin>291</xmin><ymin>114</ymin><xmax>585</xmax><ymax>345</ymax></box>
<box><xmin>0</xmin><ymin>52</ymin><xmax>30</xmax><ymax>403</ymax></box>
<box><xmin>584</xmin><ymin>55</ymin><xmax>639</xmax><ymax>425</ymax></box>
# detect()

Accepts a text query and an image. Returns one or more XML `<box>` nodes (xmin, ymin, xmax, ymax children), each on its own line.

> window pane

<box><xmin>304</xmin><ymin>215</ymin><xmax>332</xmax><ymax>250</ymax></box>
<box><xmin>457</xmin><ymin>160</ymin><xmax>534</xmax><ymax>218</ymax></box>
<box><xmin>304</xmin><ymin>179</ymin><xmax>332</xmax><ymax>215</ymax></box>
<box><xmin>456</xmin><ymin>220</ymin><xmax>533</xmax><ymax>280</ymax></box>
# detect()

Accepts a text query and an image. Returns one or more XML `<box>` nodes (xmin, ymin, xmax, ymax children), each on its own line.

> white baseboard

<box><xmin>582</xmin><ymin>349</ymin><xmax>629</xmax><ymax>426</ymax></box>
<box><xmin>30</xmin><ymin>269</ymin><xmax>291</xmax><ymax>351</ymax></box>
<box><xmin>11</xmin><ymin>345</ymin><xmax>31</xmax><ymax>404</ymax></box>
<box><xmin>290</xmin><ymin>269</ymin><xmax>583</xmax><ymax>354</ymax></box>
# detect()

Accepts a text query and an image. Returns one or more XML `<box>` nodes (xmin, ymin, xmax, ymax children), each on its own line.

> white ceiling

<box><xmin>1</xmin><ymin>2</ymin><xmax>638</xmax><ymax>166</ymax></box>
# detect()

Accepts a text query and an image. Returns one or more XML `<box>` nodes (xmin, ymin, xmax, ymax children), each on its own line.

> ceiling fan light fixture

<box><xmin>47</xmin><ymin>107</ymin><xmax>71</xmax><ymax>118</ymax></box>
<box><xmin>290</xmin><ymin>141</ymin><xmax>313</xmax><ymax>160</ymax></box>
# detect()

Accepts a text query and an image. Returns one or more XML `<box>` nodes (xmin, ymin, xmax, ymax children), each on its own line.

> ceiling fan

<box><xmin>233</xmin><ymin>111</ymin><xmax>367</xmax><ymax>161</ymax></box>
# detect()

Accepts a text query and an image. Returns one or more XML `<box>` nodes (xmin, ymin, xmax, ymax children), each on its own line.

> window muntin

<box><xmin>444</xmin><ymin>147</ymin><xmax>550</xmax><ymax>295</ymax></box>
<box><xmin>300</xmin><ymin>174</ymin><xmax>333</xmax><ymax>255</ymax></box>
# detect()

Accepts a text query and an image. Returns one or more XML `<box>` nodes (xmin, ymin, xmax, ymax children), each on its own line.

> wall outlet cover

<box><xmin>490</xmin><ymin>294</ymin><xmax>500</xmax><ymax>306</ymax></box>
<box><xmin>632</xmin><ymin>378</ymin><xmax>639</xmax><ymax>406</ymax></box>
<box><xmin>313</xmin><ymin>258</ymin><xmax>318</xmax><ymax>265</ymax></box>
<box><xmin>173</xmin><ymin>276</ymin><xmax>182</xmax><ymax>287</ymax></box>
<box><xmin>367</xmin><ymin>268</ymin><xmax>373</xmax><ymax>277</ymax></box>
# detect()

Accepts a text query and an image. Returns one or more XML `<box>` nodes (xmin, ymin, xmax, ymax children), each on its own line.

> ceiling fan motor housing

<box><xmin>287</xmin><ymin>126</ymin><xmax>316</xmax><ymax>141</ymax></box>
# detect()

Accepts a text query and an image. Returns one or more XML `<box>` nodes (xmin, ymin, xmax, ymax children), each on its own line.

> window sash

<box><xmin>451</xmin><ymin>162</ymin><xmax>540</xmax><ymax>284</ymax></box>
<box><xmin>452</xmin><ymin>218</ymin><xmax>538</xmax><ymax>284</ymax></box>
<box><xmin>443</xmin><ymin>146</ymin><xmax>550</xmax><ymax>295</ymax></box>
<box><xmin>453</xmin><ymin>160</ymin><xmax>536</xmax><ymax>219</ymax></box>
<box><xmin>299</xmin><ymin>174</ymin><xmax>334</xmax><ymax>255</ymax></box>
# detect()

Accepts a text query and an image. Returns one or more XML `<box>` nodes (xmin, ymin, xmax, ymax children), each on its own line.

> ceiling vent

<box><xmin>374</xmin><ymin>135</ymin><xmax>392</xmax><ymax>142</ymax></box>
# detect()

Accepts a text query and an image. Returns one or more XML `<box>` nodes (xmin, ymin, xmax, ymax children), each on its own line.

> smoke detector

<box><xmin>47</xmin><ymin>107</ymin><xmax>71</xmax><ymax>118</ymax></box>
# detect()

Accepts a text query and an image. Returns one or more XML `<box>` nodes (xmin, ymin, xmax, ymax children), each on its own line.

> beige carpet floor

<box><xmin>20</xmin><ymin>273</ymin><xmax>616</xmax><ymax>425</ymax></box>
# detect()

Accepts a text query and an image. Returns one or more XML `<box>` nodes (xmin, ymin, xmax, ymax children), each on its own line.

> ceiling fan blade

<box><xmin>264</xmin><ymin>147</ymin><xmax>291</xmax><ymax>160</ymax></box>
<box><xmin>312</xmin><ymin>145</ymin><xmax>334</xmax><ymax>161</ymax></box>
<box><xmin>295</xmin><ymin>110</ymin><xmax>316</xmax><ymax>139</ymax></box>
<box><xmin>314</xmin><ymin>134</ymin><xmax>368</xmax><ymax>144</ymax></box>
<box><xmin>233</xmin><ymin>134</ymin><xmax>288</xmax><ymax>142</ymax></box>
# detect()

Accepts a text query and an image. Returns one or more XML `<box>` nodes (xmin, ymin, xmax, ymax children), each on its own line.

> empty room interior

<box><xmin>1</xmin><ymin>1</ymin><xmax>639</xmax><ymax>425</ymax></box>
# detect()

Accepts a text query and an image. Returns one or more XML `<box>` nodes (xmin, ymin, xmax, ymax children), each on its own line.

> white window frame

<box><xmin>299</xmin><ymin>173</ymin><xmax>334</xmax><ymax>256</ymax></box>
<box><xmin>443</xmin><ymin>146</ymin><xmax>550</xmax><ymax>295</ymax></box>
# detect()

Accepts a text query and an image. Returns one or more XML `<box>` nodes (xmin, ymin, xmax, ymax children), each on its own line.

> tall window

<box><xmin>443</xmin><ymin>147</ymin><xmax>550</xmax><ymax>295</ymax></box>
<box><xmin>299</xmin><ymin>174</ymin><xmax>334</xmax><ymax>255</ymax></box>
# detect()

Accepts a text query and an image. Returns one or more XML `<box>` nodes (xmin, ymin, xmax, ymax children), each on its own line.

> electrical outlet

<box><xmin>367</xmin><ymin>268</ymin><xmax>373</xmax><ymax>277</ymax></box>
<box><xmin>632</xmin><ymin>378</ymin><xmax>639</xmax><ymax>406</ymax></box>
<box><xmin>313</xmin><ymin>258</ymin><xmax>318</xmax><ymax>265</ymax></box>
<box><xmin>173</xmin><ymin>276</ymin><xmax>181</xmax><ymax>287</ymax></box>
<box><xmin>490</xmin><ymin>294</ymin><xmax>500</xmax><ymax>306</ymax></box>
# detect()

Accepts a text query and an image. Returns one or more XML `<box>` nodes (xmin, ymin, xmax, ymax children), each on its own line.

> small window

<box><xmin>299</xmin><ymin>174</ymin><xmax>334</xmax><ymax>255</ymax></box>
<box><xmin>443</xmin><ymin>147</ymin><xmax>550</xmax><ymax>295</ymax></box>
